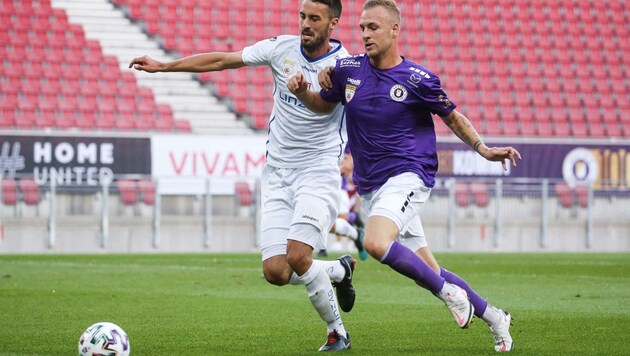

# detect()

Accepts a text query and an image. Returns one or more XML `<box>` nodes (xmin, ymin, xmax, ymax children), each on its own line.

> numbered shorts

<box><xmin>260</xmin><ymin>163</ymin><xmax>340</xmax><ymax>260</ymax></box>
<box><xmin>361</xmin><ymin>172</ymin><xmax>431</xmax><ymax>251</ymax></box>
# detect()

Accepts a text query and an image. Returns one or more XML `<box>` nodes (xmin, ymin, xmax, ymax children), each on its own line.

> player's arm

<box><xmin>440</xmin><ymin>110</ymin><xmax>522</xmax><ymax>170</ymax></box>
<box><xmin>129</xmin><ymin>51</ymin><xmax>247</xmax><ymax>73</ymax></box>
<box><xmin>287</xmin><ymin>72</ymin><xmax>337</xmax><ymax>114</ymax></box>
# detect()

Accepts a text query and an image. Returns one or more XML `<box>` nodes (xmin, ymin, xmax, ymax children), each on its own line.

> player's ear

<box><xmin>329</xmin><ymin>17</ymin><xmax>339</xmax><ymax>31</ymax></box>
<box><xmin>392</xmin><ymin>23</ymin><xmax>400</xmax><ymax>39</ymax></box>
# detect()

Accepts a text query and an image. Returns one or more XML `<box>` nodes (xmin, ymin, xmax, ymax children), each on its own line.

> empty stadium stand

<box><xmin>0</xmin><ymin>0</ymin><xmax>250</xmax><ymax>134</ymax></box>
<box><xmin>1</xmin><ymin>0</ymin><xmax>628</xmax><ymax>137</ymax></box>
<box><xmin>111</xmin><ymin>0</ymin><xmax>628</xmax><ymax>136</ymax></box>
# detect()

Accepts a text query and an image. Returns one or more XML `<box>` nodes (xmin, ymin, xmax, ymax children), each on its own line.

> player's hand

<box><xmin>129</xmin><ymin>55</ymin><xmax>164</xmax><ymax>73</ymax></box>
<box><xmin>287</xmin><ymin>72</ymin><xmax>310</xmax><ymax>95</ymax></box>
<box><xmin>318</xmin><ymin>66</ymin><xmax>334</xmax><ymax>91</ymax></box>
<box><xmin>482</xmin><ymin>146</ymin><xmax>522</xmax><ymax>171</ymax></box>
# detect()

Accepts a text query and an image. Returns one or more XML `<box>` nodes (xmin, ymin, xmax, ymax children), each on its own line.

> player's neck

<box><xmin>369</xmin><ymin>49</ymin><xmax>402</xmax><ymax>69</ymax></box>
<box><xmin>303</xmin><ymin>42</ymin><xmax>333</xmax><ymax>60</ymax></box>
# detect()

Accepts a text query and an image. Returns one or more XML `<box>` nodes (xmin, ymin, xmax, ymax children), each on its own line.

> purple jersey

<box><xmin>320</xmin><ymin>54</ymin><xmax>456</xmax><ymax>195</ymax></box>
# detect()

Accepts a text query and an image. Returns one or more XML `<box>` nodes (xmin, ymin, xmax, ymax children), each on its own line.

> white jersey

<box><xmin>242</xmin><ymin>35</ymin><xmax>349</xmax><ymax>168</ymax></box>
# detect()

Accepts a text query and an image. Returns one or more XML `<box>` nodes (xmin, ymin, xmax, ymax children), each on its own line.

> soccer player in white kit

<box><xmin>129</xmin><ymin>0</ymin><xmax>354</xmax><ymax>351</ymax></box>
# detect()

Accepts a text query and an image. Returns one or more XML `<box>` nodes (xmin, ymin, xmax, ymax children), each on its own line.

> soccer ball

<box><xmin>78</xmin><ymin>322</ymin><xmax>130</xmax><ymax>356</ymax></box>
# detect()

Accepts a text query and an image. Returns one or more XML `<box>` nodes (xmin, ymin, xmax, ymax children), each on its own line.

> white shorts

<box><xmin>361</xmin><ymin>172</ymin><xmax>431</xmax><ymax>251</ymax></box>
<box><xmin>260</xmin><ymin>163</ymin><xmax>340</xmax><ymax>260</ymax></box>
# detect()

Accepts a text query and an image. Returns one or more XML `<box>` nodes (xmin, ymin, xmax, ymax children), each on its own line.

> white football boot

<box><xmin>489</xmin><ymin>308</ymin><xmax>513</xmax><ymax>352</ymax></box>
<box><xmin>437</xmin><ymin>283</ymin><xmax>475</xmax><ymax>329</ymax></box>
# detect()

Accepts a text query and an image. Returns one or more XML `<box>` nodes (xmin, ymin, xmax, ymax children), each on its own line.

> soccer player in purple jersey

<box><xmin>287</xmin><ymin>0</ymin><xmax>521</xmax><ymax>352</ymax></box>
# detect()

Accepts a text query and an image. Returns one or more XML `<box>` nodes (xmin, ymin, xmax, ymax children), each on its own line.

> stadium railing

<box><xmin>1</xmin><ymin>174</ymin><xmax>628</xmax><ymax>253</ymax></box>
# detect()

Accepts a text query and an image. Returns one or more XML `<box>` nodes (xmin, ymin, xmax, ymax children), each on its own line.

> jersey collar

<box><xmin>301</xmin><ymin>39</ymin><xmax>344</xmax><ymax>63</ymax></box>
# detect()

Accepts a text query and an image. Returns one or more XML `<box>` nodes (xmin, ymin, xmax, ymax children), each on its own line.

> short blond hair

<box><xmin>363</xmin><ymin>0</ymin><xmax>401</xmax><ymax>23</ymax></box>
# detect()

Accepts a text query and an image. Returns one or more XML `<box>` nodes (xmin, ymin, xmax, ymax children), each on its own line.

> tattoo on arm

<box><xmin>446</xmin><ymin>112</ymin><xmax>484</xmax><ymax>152</ymax></box>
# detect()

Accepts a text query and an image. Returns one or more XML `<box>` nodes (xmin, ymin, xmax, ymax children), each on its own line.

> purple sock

<box><xmin>381</xmin><ymin>241</ymin><xmax>445</xmax><ymax>293</ymax></box>
<box><xmin>440</xmin><ymin>268</ymin><xmax>488</xmax><ymax>317</ymax></box>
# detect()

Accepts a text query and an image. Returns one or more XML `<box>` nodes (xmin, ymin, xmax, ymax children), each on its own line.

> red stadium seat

<box><xmin>455</xmin><ymin>181</ymin><xmax>471</xmax><ymax>208</ymax></box>
<box><xmin>555</xmin><ymin>182</ymin><xmax>574</xmax><ymax>209</ymax></box>
<box><xmin>1</xmin><ymin>178</ymin><xmax>18</xmax><ymax>206</ymax></box>
<box><xmin>470</xmin><ymin>182</ymin><xmax>489</xmax><ymax>208</ymax></box>
<box><xmin>18</xmin><ymin>178</ymin><xmax>40</xmax><ymax>206</ymax></box>
<box><xmin>574</xmin><ymin>184</ymin><xmax>589</xmax><ymax>209</ymax></box>
<box><xmin>138</xmin><ymin>179</ymin><xmax>156</xmax><ymax>205</ymax></box>
<box><xmin>234</xmin><ymin>181</ymin><xmax>253</xmax><ymax>206</ymax></box>
<box><xmin>117</xmin><ymin>179</ymin><xmax>138</xmax><ymax>206</ymax></box>
<box><xmin>536</xmin><ymin>121</ymin><xmax>554</xmax><ymax>137</ymax></box>
<box><xmin>174</xmin><ymin>120</ymin><xmax>192</xmax><ymax>132</ymax></box>
<box><xmin>554</xmin><ymin>120</ymin><xmax>571</xmax><ymax>136</ymax></box>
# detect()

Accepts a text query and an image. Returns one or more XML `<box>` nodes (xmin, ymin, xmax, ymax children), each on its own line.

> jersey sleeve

<box><xmin>417</xmin><ymin>75</ymin><xmax>458</xmax><ymax>117</ymax></box>
<box><xmin>241</xmin><ymin>37</ymin><xmax>281</xmax><ymax>67</ymax></box>
<box><xmin>319</xmin><ymin>60</ymin><xmax>346</xmax><ymax>104</ymax></box>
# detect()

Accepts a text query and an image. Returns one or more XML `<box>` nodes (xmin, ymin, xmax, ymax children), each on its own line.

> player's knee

<box><xmin>262</xmin><ymin>266</ymin><xmax>291</xmax><ymax>286</ymax></box>
<box><xmin>286</xmin><ymin>248</ymin><xmax>312</xmax><ymax>275</ymax></box>
<box><xmin>363</xmin><ymin>236</ymin><xmax>388</xmax><ymax>260</ymax></box>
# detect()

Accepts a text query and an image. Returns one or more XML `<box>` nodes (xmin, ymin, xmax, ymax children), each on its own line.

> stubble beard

<box><xmin>301</xmin><ymin>28</ymin><xmax>330</xmax><ymax>53</ymax></box>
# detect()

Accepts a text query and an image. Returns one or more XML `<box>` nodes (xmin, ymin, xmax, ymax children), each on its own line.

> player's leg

<box><xmin>260</xmin><ymin>164</ymin><xmax>351</xmax><ymax>285</ymax></box>
<box><xmin>259</xmin><ymin>165</ymin><xmax>295</xmax><ymax>286</ymax></box>
<box><xmin>437</xmin><ymin>264</ymin><xmax>513</xmax><ymax>351</ymax></box>
<box><xmin>261</xmin><ymin>214</ymin><xmax>356</xmax><ymax>307</ymax></box>
<box><xmin>362</xmin><ymin>172</ymin><xmax>474</xmax><ymax>329</ymax></box>
<box><xmin>436</xmin><ymin>262</ymin><xmax>513</xmax><ymax>351</ymax></box>
<box><xmin>404</xmin><ymin>220</ymin><xmax>513</xmax><ymax>351</ymax></box>
<box><xmin>332</xmin><ymin>218</ymin><xmax>367</xmax><ymax>260</ymax></box>
<box><xmin>287</xmin><ymin>224</ymin><xmax>350</xmax><ymax>351</ymax></box>
<box><xmin>332</xmin><ymin>217</ymin><xmax>358</xmax><ymax>240</ymax></box>
<box><xmin>290</xmin><ymin>165</ymin><xmax>352</xmax><ymax>350</ymax></box>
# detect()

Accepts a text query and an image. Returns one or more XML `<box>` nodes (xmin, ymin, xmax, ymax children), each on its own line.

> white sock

<box><xmin>437</xmin><ymin>282</ymin><xmax>458</xmax><ymax>299</ymax></box>
<box><xmin>299</xmin><ymin>263</ymin><xmax>347</xmax><ymax>335</ymax></box>
<box><xmin>289</xmin><ymin>259</ymin><xmax>345</xmax><ymax>284</ymax></box>
<box><xmin>482</xmin><ymin>305</ymin><xmax>502</xmax><ymax>326</ymax></box>
<box><xmin>334</xmin><ymin>218</ymin><xmax>358</xmax><ymax>240</ymax></box>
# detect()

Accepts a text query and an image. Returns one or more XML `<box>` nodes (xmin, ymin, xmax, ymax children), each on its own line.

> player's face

<box><xmin>339</xmin><ymin>153</ymin><xmax>354</xmax><ymax>177</ymax></box>
<box><xmin>359</xmin><ymin>6</ymin><xmax>398</xmax><ymax>60</ymax></box>
<box><xmin>299</xmin><ymin>0</ymin><xmax>338</xmax><ymax>53</ymax></box>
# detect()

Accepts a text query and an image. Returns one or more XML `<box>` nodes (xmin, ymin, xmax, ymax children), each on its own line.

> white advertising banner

<box><xmin>151</xmin><ymin>134</ymin><xmax>268</xmax><ymax>194</ymax></box>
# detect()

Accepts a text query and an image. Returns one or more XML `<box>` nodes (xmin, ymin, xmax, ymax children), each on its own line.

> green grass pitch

<box><xmin>1</xmin><ymin>253</ymin><xmax>629</xmax><ymax>355</ymax></box>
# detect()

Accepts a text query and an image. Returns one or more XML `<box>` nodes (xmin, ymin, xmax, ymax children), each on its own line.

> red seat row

<box><xmin>117</xmin><ymin>179</ymin><xmax>156</xmax><ymax>206</ymax></box>
<box><xmin>113</xmin><ymin>0</ymin><xmax>628</xmax><ymax>136</ymax></box>
<box><xmin>0</xmin><ymin>0</ymin><xmax>192</xmax><ymax>133</ymax></box>
<box><xmin>1</xmin><ymin>178</ymin><xmax>40</xmax><ymax>206</ymax></box>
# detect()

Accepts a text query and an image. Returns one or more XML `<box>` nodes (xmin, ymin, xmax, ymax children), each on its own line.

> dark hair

<box><xmin>310</xmin><ymin>0</ymin><xmax>343</xmax><ymax>19</ymax></box>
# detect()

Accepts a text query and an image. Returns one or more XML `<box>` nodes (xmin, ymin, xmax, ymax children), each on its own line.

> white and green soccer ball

<box><xmin>78</xmin><ymin>322</ymin><xmax>130</xmax><ymax>356</ymax></box>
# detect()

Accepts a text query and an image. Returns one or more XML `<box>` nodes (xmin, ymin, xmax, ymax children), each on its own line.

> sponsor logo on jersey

<box><xmin>301</xmin><ymin>214</ymin><xmax>319</xmax><ymax>223</ymax></box>
<box><xmin>301</xmin><ymin>65</ymin><xmax>317</xmax><ymax>73</ymax></box>
<box><xmin>340</xmin><ymin>59</ymin><xmax>361</xmax><ymax>68</ymax></box>
<box><xmin>345</xmin><ymin>84</ymin><xmax>356</xmax><ymax>102</ymax></box>
<box><xmin>347</xmin><ymin>78</ymin><xmax>361</xmax><ymax>86</ymax></box>
<box><xmin>283</xmin><ymin>59</ymin><xmax>296</xmax><ymax>75</ymax></box>
<box><xmin>409</xmin><ymin>66</ymin><xmax>431</xmax><ymax>79</ymax></box>
<box><xmin>279</xmin><ymin>90</ymin><xmax>306</xmax><ymax>108</ymax></box>
<box><xmin>409</xmin><ymin>73</ymin><xmax>422</xmax><ymax>83</ymax></box>
<box><xmin>407</xmin><ymin>73</ymin><xmax>422</xmax><ymax>88</ymax></box>
<box><xmin>390</xmin><ymin>84</ymin><xmax>408</xmax><ymax>102</ymax></box>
